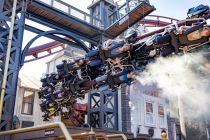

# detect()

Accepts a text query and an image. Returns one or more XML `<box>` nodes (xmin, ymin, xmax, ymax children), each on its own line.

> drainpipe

<box><xmin>99</xmin><ymin>0</ymin><xmax>105</xmax><ymax>28</ymax></box>
<box><xmin>178</xmin><ymin>94</ymin><xmax>187</xmax><ymax>140</ymax></box>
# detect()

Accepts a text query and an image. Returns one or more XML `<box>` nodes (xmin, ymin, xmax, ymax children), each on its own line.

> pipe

<box><xmin>0</xmin><ymin>122</ymin><xmax>72</xmax><ymax>140</ymax></box>
<box><xmin>0</xmin><ymin>0</ymin><xmax>18</xmax><ymax>120</ymax></box>
<box><xmin>178</xmin><ymin>94</ymin><xmax>187</xmax><ymax>140</ymax></box>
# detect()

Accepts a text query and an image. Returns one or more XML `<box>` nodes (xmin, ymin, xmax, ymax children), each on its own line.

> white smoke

<box><xmin>136</xmin><ymin>53</ymin><xmax>210</xmax><ymax>120</ymax></box>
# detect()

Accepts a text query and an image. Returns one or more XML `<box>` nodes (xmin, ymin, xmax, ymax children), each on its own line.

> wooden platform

<box><xmin>105</xmin><ymin>2</ymin><xmax>155</xmax><ymax>38</ymax></box>
<box><xmin>27</xmin><ymin>0</ymin><xmax>102</xmax><ymax>42</ymax></box>
<box><xmin>4</xmin><ymin>0</ymin><xmax>155</xmax><ymax>42</ymax></box>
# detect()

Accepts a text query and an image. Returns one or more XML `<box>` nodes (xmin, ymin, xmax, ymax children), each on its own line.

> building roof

<box><xmin>19</xmin><ymin>74</ymin><xmax>41</xmax><ymax>90</ymax></box>
<box><xmin>46</xmin><ymin>47</ymin><xmax>85</xmax><ymax>64</ymax></box>
<box><xmin>49</xmin><ymin>49</ymin><xmax>72</xmax><ymax>62</ymax></box>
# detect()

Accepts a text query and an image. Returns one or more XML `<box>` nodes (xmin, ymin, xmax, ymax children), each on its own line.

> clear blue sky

<box><xmin>64</xmin><ymin>0</ymin><xmax>210</xmax><ymax>19</ymax></box>
<box><xmin>20</xmin><ymin>0</ymin><xmax>210</xmax><ymax>78</ymax></box>
<box><xmin>150</xmin><ymin>0</ymin><xmax>210</xmax><ymax>19</ymax></box>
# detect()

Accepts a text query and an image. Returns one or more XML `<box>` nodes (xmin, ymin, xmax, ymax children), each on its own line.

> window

<box><xmin>158</xmin><ymin>105</ymin><xmax>165</xmax><ymax>127</ymax></box>
<box><xmin>21</xmin><ymin>90</ymin><xmax>34</xmax><ymax>115</ymax></box>
<box><xmin>145</xmin><ymin>102</ymin><xmax>154</xmax><ymax>124</ymax></box>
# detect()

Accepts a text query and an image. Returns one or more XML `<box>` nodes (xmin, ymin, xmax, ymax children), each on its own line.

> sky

<box><xmin>20</xmin><ymin>0</ymin><xmax>210</xmax><ymax>79</ymax></box>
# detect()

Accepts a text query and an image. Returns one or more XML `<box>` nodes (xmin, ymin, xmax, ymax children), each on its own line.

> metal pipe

<box><xmin>107</xmin><ymin>134</ymin><xmax>127</xmax><ymax>140</ymax></box>
<box><xmin>0</xmin><ymin>122</ymin><xmax>72</xmax><ymax>140</ymax></box>
<box><xmin>126</xmin><ymin>0</ymin><xmax>130</xmax><ymax>13</ymax></box>
<box><xmin>0</xmin><ymin>0</ymin><xmax>18</xmax><ymax>120</ymax></box>
<box><xmin>178</xmin><ymin>94</ymin><xmax>187</xmax><ymax>140</ymax></box>
<box><xmin>99</xmin><ymin>0</ymin><xmax>105</xmax><ymax>28</ymax></box>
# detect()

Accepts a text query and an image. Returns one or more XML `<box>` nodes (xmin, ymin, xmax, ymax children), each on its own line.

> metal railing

<box><xmin>0</xmin><ymin>122</ymin><xmax>73</xmax><ymax>140</ymax></box>
<box><xmin>107</xmin><ymin>134</ymin><xmax>127</xmax><ymax>140</ymax></box>
<box><xmin>109</xmin><ymin>0</ymin><xmax>149</xmax><ymax>25</ymax></box>
<box><xmin>70</xmin><ymin>132</ymin><xmax>109</xmax><ymax>140</ymax></box>
<box><xmin>58</xmin><ymin>131</ymin><xmax>127</xmax><ymax>140</ymax></box>
<box><xmin>37</xmin><ymin>0</ymin><xmax>102</xmax><ymax>28</ymax></box>
<box><xmin>0</xmin><ymin>120</ymin><xmax>127</xmax><ymax>140</ymax></box>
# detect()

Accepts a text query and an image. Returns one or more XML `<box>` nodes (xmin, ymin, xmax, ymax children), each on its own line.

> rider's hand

<box><xmin>177</xmin><ymin>28</ymin><xmax>183</xmax><ymax>34</ymax></box>
<box><xmin>179</xmin><ymin>46</ymin><xmax>189</xmax><ymax>52</ymax></box>
<box><xmin>114</xmin><ymin>58</ymin><xmax>121</xmax><ymax>64</ymax></box>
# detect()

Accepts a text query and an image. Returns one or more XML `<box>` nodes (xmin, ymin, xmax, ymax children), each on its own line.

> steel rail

<box><xmin>107</xmin><ymin>133</ymin><xmax>127</xmax><ymax>140</ymax></box>
<box><xmin>0</xmin><ymin>122</ymin><xmax>72</xmax><ymax>140</ymax></box>
<box><xmin>23</xmin><ymin>15</ymin><xmax>180</xmax><ymax>63</ymax></box>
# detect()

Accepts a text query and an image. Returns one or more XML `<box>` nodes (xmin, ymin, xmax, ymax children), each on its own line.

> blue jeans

<box><xmin>89</xmin><ymin>59</ymin><xmax>102</xmax><ymax>67</ymax></box>
<box><xmin>86</xmin><ymin>50</ymin><xmax>99</xmax><ymax>57</ymax></box>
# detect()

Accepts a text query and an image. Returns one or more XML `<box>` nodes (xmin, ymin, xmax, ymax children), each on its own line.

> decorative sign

<box><xmin>45</xmin><ymin>129</ymin><xmax>55</xmax><ymax>136</ymax></box>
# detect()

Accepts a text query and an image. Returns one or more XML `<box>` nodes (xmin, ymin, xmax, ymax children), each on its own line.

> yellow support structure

<box><xmin>0</xmin><ymin>122</ymin><xmax>72</xmax><ymax>140</ymax></box>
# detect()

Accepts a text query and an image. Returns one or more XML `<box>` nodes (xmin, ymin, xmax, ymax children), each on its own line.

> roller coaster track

<box><xmin>139</xmin><ymin>15</ymin><xmax>179</xmax><ymax>27</ymax></box>
<box><xmin>25</xmin><ymin>15</ymin><xmax>179</xmax><ymax>63</ymax></box>
<box><xmin>25</xmin><ymin>41</ymin><xmax>65</xmax><ymax>62</ymax></box>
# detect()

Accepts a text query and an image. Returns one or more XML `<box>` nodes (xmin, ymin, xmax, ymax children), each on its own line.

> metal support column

<box><xmin>89</xmin><ymin>8</ymin><xmax>94</xmax><ymax>24</ymax></box>
<box><xmin>0</xmin><ymin>0</ymin><xmax>26</xmax><ymax>134</ymax></box>
<box><xmin>120</xmin><ymin>84</ymin><xmax>131</xmax><ymax>132</ymax></box>
<box><xmin>126</xmin><ymin>0</ymin><xmax>130</xmax><ymax>13</ymax></box>
<box><xmin>88</xmin><ymin>89</ymin><xmax>118</xmax><ymax>131</ymax></box>
<box><xmin>178</xmin><ymin>94</ymin><xmax>187</xmax><ymax>140</ymax></box>
<box><xmin>99</xmin><ymin>0</ymin><xmax>105</xmax><ymax>28</ymax></box>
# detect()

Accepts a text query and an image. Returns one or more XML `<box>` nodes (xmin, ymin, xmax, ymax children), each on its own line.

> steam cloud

<box><xmin>136</xmin><ymin>53</ymin><xmax>210</xmax><ymax>128</ymax></box>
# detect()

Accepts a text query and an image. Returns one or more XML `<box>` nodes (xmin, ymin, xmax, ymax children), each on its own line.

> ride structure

<box><xmin>24</xmin><ymin>15</ymin><xmax>179</xmax><ymax>63</ymax></box>
<box><xmin>0</xmin><ymin>0</ymin><xmax>209</xmax><ymax>139</ymax></box>
<box><xmin>0</xmin><ymin>0</ymin><xmax>155</xmax><ymax>134</ymax></box>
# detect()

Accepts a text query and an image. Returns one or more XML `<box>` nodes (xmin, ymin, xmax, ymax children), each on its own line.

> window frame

<box><xmin>145</xmin><ymin>101</ymin><xmax>155</xmax><ymax>126</ymax></box>
<box><xmin>21</xmin><ymin>89</ymin><xmax>35</xmax><ymax>115</ymax></box>
<box><xmin>158</xmin><ymin>104</ymin><xmax>165</xmax><ymax>128</ymax></box>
